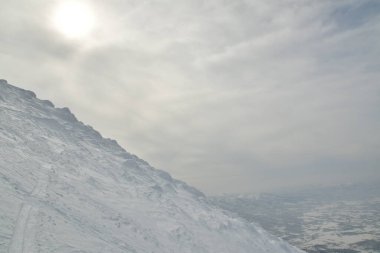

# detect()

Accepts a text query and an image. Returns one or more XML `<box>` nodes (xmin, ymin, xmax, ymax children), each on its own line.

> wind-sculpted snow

<box><xmin>0</xmin><ymin>79</ymin><xmax>304</xmax><ymax>253</ymax></box>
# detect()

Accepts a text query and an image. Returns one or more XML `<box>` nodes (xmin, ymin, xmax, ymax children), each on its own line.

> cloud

<box><xmin>0</xmin><ymin>0</ymin><xmax>379</xmax><ymax>194</ymax></box>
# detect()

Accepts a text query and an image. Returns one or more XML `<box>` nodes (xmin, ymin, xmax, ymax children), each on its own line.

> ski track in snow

<box><xmin>8</xmin><ymin>167</ymin><xmax>50</xmax><ymax>253</ymax></box>
<box><xmin>7</xmin><ymin>204</ymin><xmax>32</xmax><ymax>253</ymax></box>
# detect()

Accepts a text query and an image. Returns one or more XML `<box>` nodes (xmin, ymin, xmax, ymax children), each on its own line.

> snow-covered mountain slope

<box><xmin>0</xmin><ymin>79</ymin><xmax>304</xmax><ymax>253</ymax></box>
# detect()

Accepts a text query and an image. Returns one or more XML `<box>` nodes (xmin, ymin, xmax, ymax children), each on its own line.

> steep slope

<box><xmin>0</xmin><ymin>79</ymin><xmax>304</xmax><ymax>253</ymax></box>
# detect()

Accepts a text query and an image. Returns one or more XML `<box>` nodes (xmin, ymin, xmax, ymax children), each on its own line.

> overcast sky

<box><xmin>1</xmin><ymin>0</ymin><xmax>379</xmax><ymax>194</ymax></box>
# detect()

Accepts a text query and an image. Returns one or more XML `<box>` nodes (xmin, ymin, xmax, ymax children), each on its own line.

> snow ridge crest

<box><xmin>0</xmin><ymin>79</ymin><xmax>305</xmax><ymax>253</ymax></box>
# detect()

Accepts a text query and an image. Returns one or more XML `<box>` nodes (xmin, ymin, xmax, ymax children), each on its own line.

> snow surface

<box><xmin>0</xmin><ymin>79</ymin><xmax>304</xmax><ymax>253</ymax></box>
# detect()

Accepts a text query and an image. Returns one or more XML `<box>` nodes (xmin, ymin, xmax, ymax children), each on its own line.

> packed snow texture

<box><xmin>0</xmin><ymin>79</ymin><xmax>304</xmax><ymax>253</ymax></box>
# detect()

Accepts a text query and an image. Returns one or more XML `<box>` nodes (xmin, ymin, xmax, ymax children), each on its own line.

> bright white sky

<box><xmin>51</xmin><ymin>1</ymin><xmax>96</xmax><ymax>39</ymax></box>
<box><xmin>0</xmin><ymin>0</ymin><xmax>379</xmax><ymax>194</ymax></box>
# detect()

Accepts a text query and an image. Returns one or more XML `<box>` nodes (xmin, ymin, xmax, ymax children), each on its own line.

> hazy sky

<box><xmin>1</xmin><ymin>0</ymin><xmax>379</xmax><ymax>194</ymax></box>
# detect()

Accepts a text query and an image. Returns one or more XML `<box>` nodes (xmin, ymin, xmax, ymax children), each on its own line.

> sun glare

<box><xmin>52</xmin><ymin>1</ymin><xmax>95</xmax><ymax>39</ymax></box>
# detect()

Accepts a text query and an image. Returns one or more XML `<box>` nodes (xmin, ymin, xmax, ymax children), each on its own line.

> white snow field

<box><xmin>0</xmin><ymin>79</ymin><xmax>304</xmax><ymax>253</ymax></box>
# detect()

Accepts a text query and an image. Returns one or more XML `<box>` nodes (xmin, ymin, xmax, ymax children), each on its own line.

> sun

<box><xmin>52</xmin><ymin>1</ymin><xmax>96</xmax><ymax>40</ymax></box>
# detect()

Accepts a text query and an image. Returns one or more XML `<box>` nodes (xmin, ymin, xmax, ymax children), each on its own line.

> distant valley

<box><xmin>211</xmin><ymin>183</ymin><xmax>380</xmax><ymax>253</ymax></box>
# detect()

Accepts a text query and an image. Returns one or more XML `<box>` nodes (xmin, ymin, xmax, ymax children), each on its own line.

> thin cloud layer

<box><xmin>1</xmin><ymin>0</ymin><xmax>379</xmax><ymax>194</ymax></box>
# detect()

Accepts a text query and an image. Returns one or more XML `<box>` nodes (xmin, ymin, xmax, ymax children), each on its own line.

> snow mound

<box><xmin>0</xmin><ymin>80</ymin><xmax>304</xmax><ymax>253</ymax></box>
